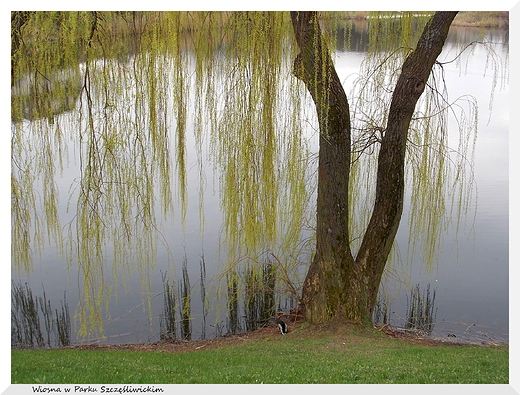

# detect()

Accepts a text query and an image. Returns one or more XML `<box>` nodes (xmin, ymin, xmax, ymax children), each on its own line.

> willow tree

<box><xmin>291</xmin><ymin>11</ymin><xmax>459</xmax><ymax>323</ymax></box>
<box><xmin>12</xmin><ymin>11</ymin><xmax>489</xmax><ymax>336</ymax></box>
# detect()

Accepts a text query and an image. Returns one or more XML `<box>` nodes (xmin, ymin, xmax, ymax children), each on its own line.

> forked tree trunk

<box><xmin>291</xmin><ymin>11</ymin><xmax>458</xmax><ymax>323</ymax></box>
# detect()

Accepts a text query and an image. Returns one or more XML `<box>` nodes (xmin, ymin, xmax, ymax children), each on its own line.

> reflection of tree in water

<box><xmin>11</xmin><ymin>68</ymin><xmax>82</xmax><ymax>122</ymax></box>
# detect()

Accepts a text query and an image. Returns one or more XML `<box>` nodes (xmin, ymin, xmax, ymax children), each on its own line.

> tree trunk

<box><xmin>291</xmin><ymin>11</ymin><xmax>355</xmax><ymax>322</ymax></box>
<box><xmin>291</xmin><ymin>11</ymin><xmax>458</xmax><ymax>323</ymax></box>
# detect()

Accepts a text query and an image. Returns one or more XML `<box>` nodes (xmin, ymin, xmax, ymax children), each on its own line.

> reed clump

<box><xmin>11</xmin><ymin>281</ymin><xmax>71</xmax><ymax>348</ymax></box>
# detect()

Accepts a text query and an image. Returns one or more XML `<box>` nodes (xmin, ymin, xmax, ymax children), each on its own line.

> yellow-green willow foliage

<box><xmin>206</xmin><ymin>13</ymin><xmax>311</xmax><ymax>255</ymax></box>
<box><xmin>12</xmin><ymin>11</ymin><xmax>313</xmax><ymax>337</ymax></box>
<box><xmin>189</xmin><ymin>11</ymin><xmax>315</xmax><ymax>301</ymax></box>
<box><xmin>12</xmin><ymin>12</ymin><xmax>89</xmax><ymax>273</ymax></box>
<box><xmin>12</xmin><ymin>12</ymin><xmax>183</xmax><ymax>336</ymax></box>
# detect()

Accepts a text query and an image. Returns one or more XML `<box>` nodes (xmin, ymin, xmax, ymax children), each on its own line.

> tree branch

<box><xmin>356</xmin><ymin>12</ymin><xmax>458</xmax><ymax>274</ymax></box>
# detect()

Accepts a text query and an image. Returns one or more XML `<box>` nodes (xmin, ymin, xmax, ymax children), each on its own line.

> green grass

<box><xmin>11</xmin><ymin>326</ymin><xmax>508</xmax><ymax>384</ymax></box>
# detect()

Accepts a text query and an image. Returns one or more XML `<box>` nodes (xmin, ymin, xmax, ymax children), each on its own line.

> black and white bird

<box><xmin>278</xmin><ymin>320</ymin><xmax>288</xmax><ymax>335</ymax></box>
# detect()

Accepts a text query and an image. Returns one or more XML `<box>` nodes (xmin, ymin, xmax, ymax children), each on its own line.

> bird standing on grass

<box><xmin>278</xmin><ymin>320</ymin><xmax>288</xmax><ymax>335</ymax></box>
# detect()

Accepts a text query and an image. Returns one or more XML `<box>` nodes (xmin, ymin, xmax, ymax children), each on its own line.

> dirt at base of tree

<box><xmin>55</xmin><ymin>322</ymin><xmax>483</xmax><ymax>354</ymax></box>
<box><xmin>67</xmin><ymin>326</ymin><xmax>277</xmax><ymax>354</ymax></box>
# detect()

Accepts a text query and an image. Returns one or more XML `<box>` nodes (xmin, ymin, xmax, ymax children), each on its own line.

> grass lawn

<box><xmin>11</xmin><ymin>324</ymin><xmax>509</xmax><ymax>384</ymax></box>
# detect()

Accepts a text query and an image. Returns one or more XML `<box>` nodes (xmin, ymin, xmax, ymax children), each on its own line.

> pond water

<box><xmin>10</xmin><ymin>21</ymin><xmax>509</xmax><ymax>346</ymax></box>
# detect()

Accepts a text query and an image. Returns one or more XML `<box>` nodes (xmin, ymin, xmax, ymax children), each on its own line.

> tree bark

<box><xmin>291</xmin><ymin>11</ymin><xmax>355</xmax><ymax>322</ymax></box>
<box><xmin>291</xmin><ymin>11</ymin><xmax>458</xmax><ymax>323</ymax></box>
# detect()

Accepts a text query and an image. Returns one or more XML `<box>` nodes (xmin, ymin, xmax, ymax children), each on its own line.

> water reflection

<box><xmin>11</xmin><ymin>67</ymin><xmax>82</xmax><ymax>122</ymax></box>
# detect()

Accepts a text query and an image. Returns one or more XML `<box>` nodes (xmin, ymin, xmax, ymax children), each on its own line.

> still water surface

<box><xmin>11</xmin><ymin>24</ymin><xmax>509</xmax><ymax>345</ymax></box>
